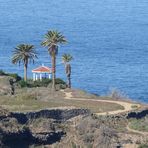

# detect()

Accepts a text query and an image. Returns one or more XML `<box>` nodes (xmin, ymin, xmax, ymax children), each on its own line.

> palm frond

<box><xmin>41</xmin><ymin>30</ymin><xmax>67</xmax><ymax>56</ymax></box>
<box><xmin>12</xmin><ymin>44</ymin><xmax>38</xmax><ymax>65</ymax></box>
<box><xmin>62</xmin><ymin>53</ymin><xmax>73</xmax><ymax>63</ymax></box>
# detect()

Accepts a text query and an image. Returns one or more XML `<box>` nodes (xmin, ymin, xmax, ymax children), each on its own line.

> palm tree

<box><xmin>62</xmin><ymin>54</ymin><xmax>73</xmax><ymax>88</ymax></box>
<box><xmin>41</xmin><ymin>30</ymin><xmax>67</xmax><ymax>90</ymax></box>
<box><xmin>12</xmin><ymin>44</ymin><xmax>37</xmax><ymax>82</ymax></box>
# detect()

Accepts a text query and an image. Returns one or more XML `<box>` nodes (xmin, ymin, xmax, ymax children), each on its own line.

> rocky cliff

<box><xmin>0</xmin><ymin>107</ymin><xmax>90</xmax><ymax>148</ymax></box>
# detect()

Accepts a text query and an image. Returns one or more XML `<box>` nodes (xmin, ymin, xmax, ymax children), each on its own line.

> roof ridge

<box><xmin>32</xmin><ymin>65</ymin><xmax>51</xmax><ymax>72</ymax></box>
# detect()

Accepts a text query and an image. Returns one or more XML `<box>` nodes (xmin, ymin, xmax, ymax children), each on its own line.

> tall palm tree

<box><xmin>41</xmin><ymin>30</ymin><xmax>67</xmax><ymax>90</ymax></box>
<box><xmin>12</xmin><ymin>44</ymin><xmax>37</xmax><ymax>82</ymax></box>
<box><xmin>62</xmin><ymin>54</ymin><xmax>73</xmax><ymax>88</ymax></box>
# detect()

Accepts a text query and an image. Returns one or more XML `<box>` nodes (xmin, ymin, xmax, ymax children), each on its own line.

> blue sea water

<box><xmin>0</xmin><ymin>0</ymin><xmax>148</xmax><ymax>103</ymax></box>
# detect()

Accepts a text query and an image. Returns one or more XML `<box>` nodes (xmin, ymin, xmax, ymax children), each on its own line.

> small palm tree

<box><xmin>41</xmin><ymin>30</ymin><xmax>67</xmax><ymax>90</ymax></box>
<box><xmin>12</xmin><ymin>44</ymin><xmax>37</xmax><ymax>82</ymax></box>
<box><xmin>62</xmin><ymin>54</ymin><xmax>73</xmax><ymax>88</ymax></box>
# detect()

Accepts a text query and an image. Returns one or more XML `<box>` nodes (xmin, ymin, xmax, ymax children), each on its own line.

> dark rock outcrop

<box><xmin>0</xmin><ymin>76</ymin><xmax>15</xmax><ymax>95</ymax></box>
<box><xmin>127</xmin><ymin>108</ymin><xmax>148</xmax><ymax>119</ymax></box>
<box><xmin>0</xmin><ymin>108</ymin><xmax>90</xmax><ymax>147</ymax></box>
<box><xmin>10</xmin><ymin>108</ymin><xmax>90</xmax><ymax>124</ymax></box>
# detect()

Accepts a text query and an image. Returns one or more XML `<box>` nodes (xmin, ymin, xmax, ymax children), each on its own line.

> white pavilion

<box><xmin>32</xmin><ymin>65</ymin><xmax>52</xmax><ymax>81</ymax></box>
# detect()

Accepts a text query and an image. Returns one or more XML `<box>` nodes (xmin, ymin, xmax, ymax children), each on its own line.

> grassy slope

<box><xmin>0</xmin><ymin>94</ymin><xmax>124</xmax><ymax>113</ymax></box>
<box><xmin>129</xmin><ymin>117</ymin><xmax>148</xmax><ymax>132</ymax></box>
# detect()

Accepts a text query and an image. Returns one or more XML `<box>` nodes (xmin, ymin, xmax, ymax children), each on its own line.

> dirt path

<box><xmin>61</xmin><ymin>90</ymin><xmax>146</xmax><ymax>147</ymax></box>
<box><xmin>62</xmin><ymin>91</ymin><xmax>140</xmax><ymax>116</ymax></box>
<box><xmin>123</xmin><ymin>144</ymin><xmax>138</xmax><ymax>148</ymax></box>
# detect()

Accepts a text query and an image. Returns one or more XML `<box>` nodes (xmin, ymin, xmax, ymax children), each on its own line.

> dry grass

<box><xmin>0</xmin><ymin>94</ymin><xmax>124</xmax><ymax>113</ymax></box>
<box><xmin>129</xmin><ymin>117</ymin><xmax>148</xmax><ymax>132</ymax></box>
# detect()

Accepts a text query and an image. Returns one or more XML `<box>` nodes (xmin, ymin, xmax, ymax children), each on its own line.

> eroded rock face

<box><xmin>1</xmin><ymin>107</ymin><xmax>148</xmax><ymax>148</ymax></box>
<box><xmin>0</xmin><ymin>76</ymin><xmax>15</xmax><ymax>95</ymax></box>
<box><xmin>10</xmin><ymin>108</ymin><xmax>90</xmax><ymax>124</ymax></box>
<box><xmin>0</xmin><ymin>107</ymin><xmax>90</xmax><ymax>147</ymax></box>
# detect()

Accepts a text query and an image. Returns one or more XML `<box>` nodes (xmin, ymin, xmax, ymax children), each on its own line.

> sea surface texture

<box><xmin>0</xmin><ymin>0</ymin><xmax>148</xmax><ymax>103</ymax></box>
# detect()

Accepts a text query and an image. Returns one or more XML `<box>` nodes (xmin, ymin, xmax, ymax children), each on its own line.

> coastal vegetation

<box><xmin>12</xmin><ymin>44</ymin><xmax>37</xmax><ymax>82</ymax></box>
<box><xmin>0</xmin><ymin>75</ymin><xmax>123</xmax><ymax>112</ymax></box>
<box><xmin>18</xmin><ymin>78</ymin><xmax>66</xmax><ymax>88</ymax></box>
<box><xmin>138</xmin><ymin>144</ymin><xmax>148</xmax><ymax>148</ymax></box>
<box><xmin>0</xmin><ymin>70</ymin><xmax>21</xmax><ymax>81</ymax></box>
<box><xmin>41</xmin><ymin>30</ymin><xmax>67</xmax><ymax>91</ymax></box>
<box><xmin>0</xmin><ymin>29</ymin><xmax>147</xmax><ymax>147</ymax></box>
<box><xmin>129</xmin><ymin>116</ymin><xmax>148</xmax><ymax>132</ymax></box>
<box><xmin>0</xmin><ymin>93</ymin><xmax>124</xmax><ymax>112</ymax></box>
<box><xmin>3</xmin><ymin>30</ymin><xmax>72</xmax><ymax>90</ymax></box>
<box><xmin>0</xmin><ymin>72</ymin><xmax>147</xmax><ymax>147</ymax></box>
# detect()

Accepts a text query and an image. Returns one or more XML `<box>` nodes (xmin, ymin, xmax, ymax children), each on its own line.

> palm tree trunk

<box><xmin>66</xmin><ymin>64</ymin><xmax>71</xmax><ymax>88</ymax></box>
<box><xmin>24</xmin><ymin>63</ymin><xmax>27</xmax><ymax>82</ymax></box>
<box><xmin>67</xmin><ymin>75</ymin><xmax>71</xmax><ymax>88</ymax></box>
<box><xmin>52</xmin><ymin>55</ymin><xmax>56</xmax><ymax>91</ymax></box>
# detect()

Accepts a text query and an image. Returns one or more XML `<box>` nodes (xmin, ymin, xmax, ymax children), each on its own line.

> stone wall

<box><xmin>10</xmin><ymin>108</ymin><xmax>90</xmax><ymax>124</ymax></box>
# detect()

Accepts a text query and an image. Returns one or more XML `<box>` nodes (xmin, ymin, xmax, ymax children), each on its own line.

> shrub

<box><xmin>138</xmin><ymin>144</ymin><xmax>148</xmax><ymax>148</ymax></box>
<box><xmin>18</xmin><ymin>78</ymin><xmax>66</xmax><ymax>88</ymax></box>
<box><xmin>0</xmin><ymin>70</ymin><xmax>22</xmax><ymax>81</ymax></box>
<box><xmin>0</xmin><ymin>70</ymin><xmax>6</xmax><ymax>75</ymax></box>
<box><xmin>7</xmin><ymin>73</ymin><xmax>22</xmax><ymax>81</ymax></box>
<box><xmin>108</xmin><ymin>88</ymin><xmax>128</xmax><ymax>100</ymax></box>
<box><xmin>131</xmin><ymin>105</ymin><xmax>138</xmax><ymax>109</ymax></box>
<box><xmin>129</xmin><ymin>116</ymin><xmax>148</xmax><ymax>132</ymax></box>
<box><xmin>18</xmin><ymin>93</ymin><xmax>37</xmax><ymax>100</ymax></box>
<box><xmin>55</xmin><ymin>78</ymin><xmax>66</xmax><ymax>85</ymax></box>
<box><xmin>33</xmin><ymin>78</ymin><xmax>52</xmax><ymax>87</ymax></box>
<box><xmin>18</xmin><ymin>80</ymin><xmax>28</xmax><ymax>88</ymax></box>
<box><xmin>71</xmin><ymin>142</ymin><xmax>77</xmax><ymax>148</ymax></box>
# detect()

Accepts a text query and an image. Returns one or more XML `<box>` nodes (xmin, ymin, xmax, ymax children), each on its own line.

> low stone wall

<box><xmin>10</xmin><ymin>108</ymin><xmax>90</xmax><ymax>124</ymax></box>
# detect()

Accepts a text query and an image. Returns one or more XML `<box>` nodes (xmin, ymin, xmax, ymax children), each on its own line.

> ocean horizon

<box><xmin>0</xmin><ymin>0</ymin><xmax>148</xmax><ymax>103</ymax></box>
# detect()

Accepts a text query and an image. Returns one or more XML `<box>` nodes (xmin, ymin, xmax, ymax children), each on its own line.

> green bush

<box><xmin>129</xmin><ymin>116</ymin><xmax>148</xmax><ymax>132</ymax></box>
<box><xmin>18</xmin><ymin>78</ymin><xmax>66</xmax><ymax>88</ymax></box>
<box><xmin>0</xmin><ymin>70</ymin><xmax>6</xmax><ymax>75</ymax></box>
<box><xmin>55</xmin><ymin>78</ymin><xmax>66</xmax><ymax>85</ymax></box>
<box><xmin>18</xmin><ymin>80</ymin><xmax>28</xmax><ymax>88</ymax></box>
<box><xmin>71</xmin><ymin>142</ymin><xmax>77</xmax><ymax>148</ymax></box>
<box><xmin>138</xmin><ymin>144</ymin><xmax>148</xmax><ymax>148</ymax></box>
<box><xmin>0</xmin><ymin>70</ymin><xmax>22</xmax><ymax>81</ymax></box>
<box><xmin>7</xmin><ymin>73</ymin><xmax>22</xmax><ymax>81</ymax></box>
<box><xmin>33</xmin><ymin>78</ymin><xmax>52</xmax><ymax>87</ymax></box>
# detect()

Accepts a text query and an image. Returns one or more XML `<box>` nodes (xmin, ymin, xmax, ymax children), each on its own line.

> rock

<box><xmin>0</xmin><ymin>76</ymin><xmax>15</xmax><ymax>95</ymax></box>
<box><xmin>10</xmin><ymin>108</ymin><xmax>90</xmax><ymax>124</ymax></box>
<box><xmin>0</xmin><ymin>107</ymin><xmax>90</xmax><ymax>147</ymax></box>
<box><xmin>127</xmin><ymin>108</ymin><xmax>148</xmax><ymax>119</ymax></box>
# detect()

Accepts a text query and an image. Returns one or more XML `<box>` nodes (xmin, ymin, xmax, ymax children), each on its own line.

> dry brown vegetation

<box><xmin>0</xmin><ymin>89</ymin><xmax>124</xmax><ymax>113</ymax></box>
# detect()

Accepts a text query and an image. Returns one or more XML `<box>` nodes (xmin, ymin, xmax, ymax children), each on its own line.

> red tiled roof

<box><xmin>32</xmin><ymin>66</ymin><xmax>51</xmax><ymax>73</ymax></box>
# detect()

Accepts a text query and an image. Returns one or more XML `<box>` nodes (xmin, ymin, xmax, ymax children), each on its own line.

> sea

<box><xmin>0</xmin><ymin>0</ymin><xmax>148</xmax><ymax>103</ymax></box>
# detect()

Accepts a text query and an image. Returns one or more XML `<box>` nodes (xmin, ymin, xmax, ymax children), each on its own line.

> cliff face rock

<box><xmin>1</xmin><ymin>107</ymin><xmax>148</xmax><ymax>148</ymax></box>
<box><xmin>0</xmin><ymin>107</ymin><xmax>90</xmax><ymax>147</ymax></box>
<box><xmin>0</xmin><ymin>76</ymin><xmax>15</xmax><ymax>95</ymax></box>
<box><xmin>10</xmin><ymin>108</ymin><xmax>90</xmax><ymax>124</ymax></box>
